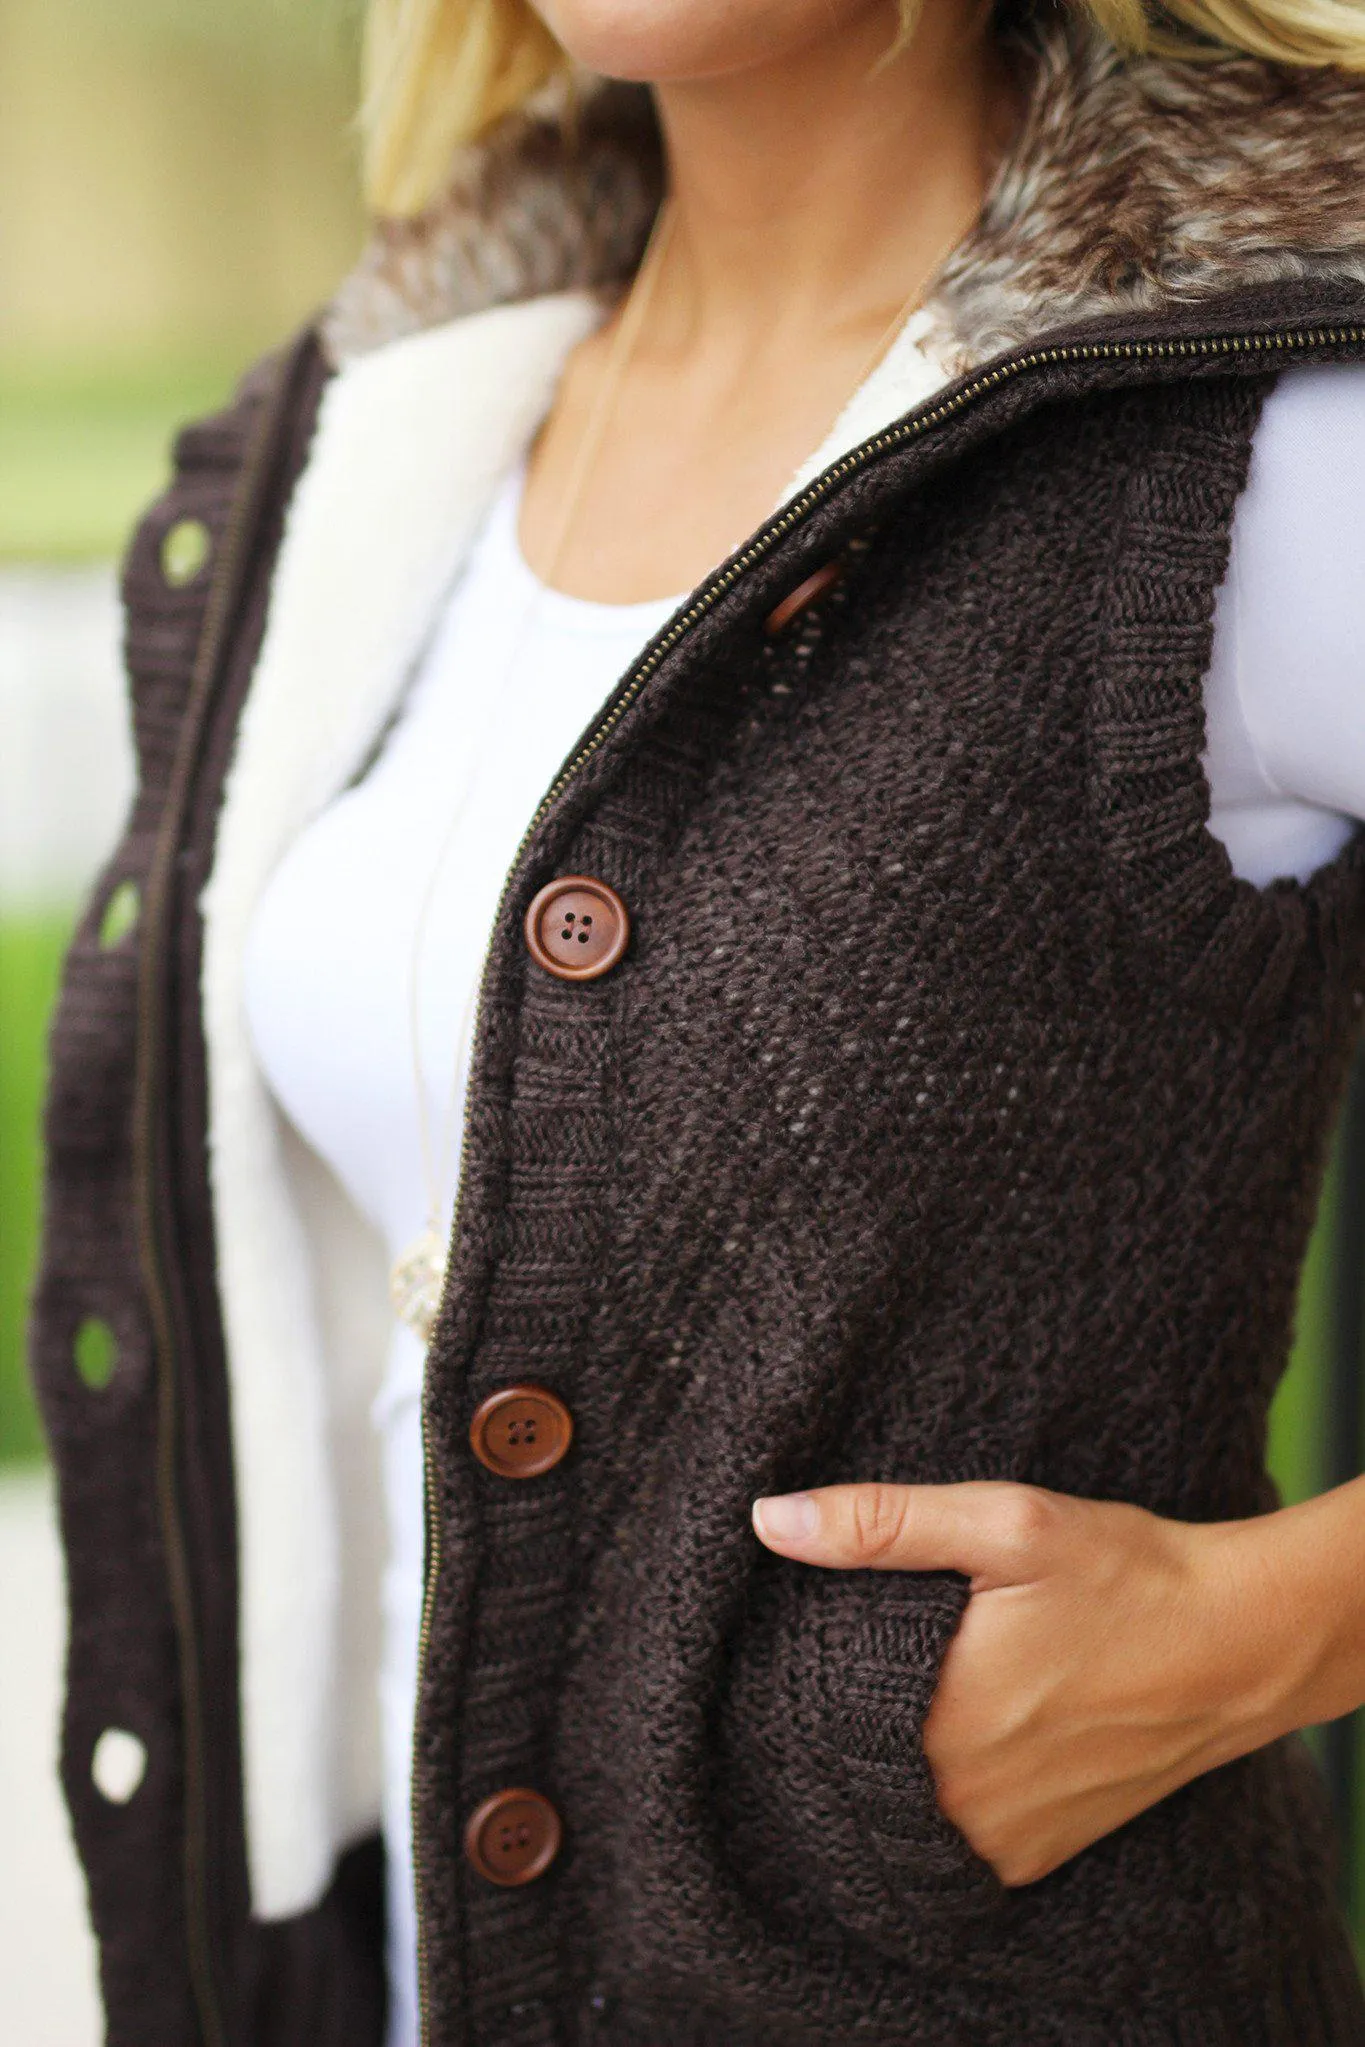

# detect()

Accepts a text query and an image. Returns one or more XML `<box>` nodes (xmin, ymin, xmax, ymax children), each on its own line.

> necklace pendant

<box><xmin>389</xmin><ymin>1225</ymin><xmax>449</xmax><ymax>1344</ymax></box>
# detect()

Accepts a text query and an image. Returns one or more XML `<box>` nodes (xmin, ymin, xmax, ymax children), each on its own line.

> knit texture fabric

<box><xmin>28</xmin><ymin>183</ymin><xmax>1365</xmax><ymax>2047</ymax></box>
<box><xmin>405</xmin><ymin>351</ymin><xmax>1365</xmax><ymax>2047</ymax></box>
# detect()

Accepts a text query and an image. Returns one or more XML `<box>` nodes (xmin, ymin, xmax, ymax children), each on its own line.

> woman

<box><xmin>32</xmin><ymin>0</ymin><xmax>1365</xmax><ymax>2038</ymax></box>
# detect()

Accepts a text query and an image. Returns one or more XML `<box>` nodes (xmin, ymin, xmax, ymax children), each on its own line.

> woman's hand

<box><xmin>751</xmin><ymin>1477</ymin><xmax>1365</xmax><ymax>1885</ymax></box>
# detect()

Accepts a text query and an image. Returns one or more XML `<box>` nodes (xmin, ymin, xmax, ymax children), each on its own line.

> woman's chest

<box><xmin>241</xmin><ymin>490</ymin><xmax>678</xmax><ymax>1249</ymax></box>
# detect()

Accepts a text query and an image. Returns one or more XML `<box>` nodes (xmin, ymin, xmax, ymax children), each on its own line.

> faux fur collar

<box><xmin>324</xmin><ymin>5</ymin><xmax>1365</xmax><ymax>372</ymax></box>
<box><xmin>935</xmin><ymin>9</ymin><xmax>1365</xmax><ymax>363</ymax></box>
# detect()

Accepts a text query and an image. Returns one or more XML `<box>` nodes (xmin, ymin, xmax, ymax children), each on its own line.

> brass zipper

<box><xmin>410</xmin><ymin>315</ymin><xmax>1363</xmax><ymax>2045</ymax></box>
<box><xmin>132</xmin><ymin>339</ymin><xmax>314</xmax><ymax>2047</ymax></box>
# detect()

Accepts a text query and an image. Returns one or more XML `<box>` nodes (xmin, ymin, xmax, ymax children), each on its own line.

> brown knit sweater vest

<box><xmin>29</xmin><ymin>267</ymin><xmax>1365</xmax><ymax>2047</ymax></box>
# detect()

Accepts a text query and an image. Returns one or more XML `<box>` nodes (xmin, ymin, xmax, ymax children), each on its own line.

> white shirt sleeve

<box><xmin>1202</xmin><ymin>362</ymin><xmax>1365</xmax><ymax>886</ymax></box>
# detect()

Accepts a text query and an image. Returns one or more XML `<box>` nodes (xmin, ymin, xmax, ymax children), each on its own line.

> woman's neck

<box><xmin>648</xmin><ymin>0</ymin><xmax>1019</xmax><ymax>361</ymax></box>
<box><xmin>520</xmin><ymin>0</ymin><xmax>1024</xmax><ymax>602</ymax></box>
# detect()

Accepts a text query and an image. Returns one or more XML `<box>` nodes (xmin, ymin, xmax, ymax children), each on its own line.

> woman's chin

<box><xmin>529</xmin><ymin>0</ymin><xmax>881</xmax><ymax>86</ymax></box>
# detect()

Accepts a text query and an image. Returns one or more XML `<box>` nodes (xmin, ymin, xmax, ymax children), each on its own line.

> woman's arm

<box><xmin>752</xmin><ymin>1474</ymin><xmax>1365</xmax><ymax>1885</ymax></box>
<box><xmin>1206</xmin><ymin>359</ymin><xmax>1365</xmax><ymax>883</ymax></box>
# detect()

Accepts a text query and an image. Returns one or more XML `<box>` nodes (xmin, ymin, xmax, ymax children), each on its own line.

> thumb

<box><xmin>751</xmin><ymin>1480</ymin><xmax>1066</xmax><ymax>1587</ymax></box>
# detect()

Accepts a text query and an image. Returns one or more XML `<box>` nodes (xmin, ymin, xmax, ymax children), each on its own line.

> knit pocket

<box><xmin>720</xmin><ymin>1563</ymin><xmax>1006</xmax><ymax>1961</ymax></box>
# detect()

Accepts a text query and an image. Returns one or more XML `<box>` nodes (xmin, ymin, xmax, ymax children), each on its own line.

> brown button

<box><xmin>469</xmin><ymin>1384</ymin><xmax>573</xmax><ymax>1479</ymax></box>
<box><xmin>524</xmin><ymin>875</ymin><xmax>630</xmax><ymax>981</ymax></box>
<box><xmin>763</xmin><ymin>559</ymin><xmax>844</xmax><ymax>636</ymax></box>
<box><xmin>464</xmin><ymin>1787</ymin><xmax>563</xmax><ymax>1887</ymax></box>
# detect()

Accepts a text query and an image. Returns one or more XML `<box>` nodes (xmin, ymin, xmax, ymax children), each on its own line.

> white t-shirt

<box><xmin>243</xmin><ymin>350</ymin><xmax>1365</xmax><ymax>2047</ymax></box>
<box><xmin>245</xmin><ymin>465</ymin><xmax>683</xmax><ymax>2042</ymax></box>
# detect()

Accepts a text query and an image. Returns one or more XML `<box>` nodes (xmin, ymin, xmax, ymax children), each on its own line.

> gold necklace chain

<box><xmin>390</xmin><ymin>195</ymin><xmax>974</xmax><ymax>1343</ymax></box>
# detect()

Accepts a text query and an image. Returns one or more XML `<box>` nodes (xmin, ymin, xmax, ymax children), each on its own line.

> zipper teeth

<box><xmin>472</xmin><ymin>322</ymin><xmax>1364</xmax><ymax>921</ymax></box>
<box><xmin>432</xmin><ymin>317</ymin><xmax>1365</xmax><ymax>1307</ymax></box>
<box><xmin>410</xmin><ymin>314</ymin><xmax>1362</xmax><ymax>2043</ymax></box>
<box><xmin>413</xmin><ymin>314</ymin><xmax>1364</xmax><ymax>2039</ymax></box>
<box><xmin>133</xmin><ymin>346</ymin><xmax>306</xmax><ymax>2047</ymax></box>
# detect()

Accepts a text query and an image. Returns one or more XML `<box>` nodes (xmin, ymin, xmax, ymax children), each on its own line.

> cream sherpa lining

<box><xmin>201</xmin><ymin>292</ymin><xmax>601</xmax><ymax>1916</ymax></box>
<box><xmin>209</xmin><ymin>1</ymin><xmax>1365</xmax><ymax>1921</ymax></box>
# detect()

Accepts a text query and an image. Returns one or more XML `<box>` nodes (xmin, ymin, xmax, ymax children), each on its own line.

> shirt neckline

<box><xmin>483</xmin><ymin>307</ymin><xmax>955</xmax><ymax>630</ymax></box>
<box><xmin>484</xmin><ymin>462</ymin><xmax>688</xmax><ymax>633</ymax></box>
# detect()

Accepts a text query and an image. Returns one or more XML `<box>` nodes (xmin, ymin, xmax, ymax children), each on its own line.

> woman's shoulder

<box><xmin>1223</xmin><ymin>358</ymin><xmax>1365</xmax><ymax>829</ymax></box>
<box><xmin>118</xmin><ymin>327</ymin><xmax>331</xmax><ymax>758</ymax></box>
<box><xmin>1247</xmin><ymin>357</ymin><xmax>1365</xmax><ymax>512</ymax></box>
<box><xmin>121</xmin><ymin>328</ymin><xmax>329</xmax><ymax>618</ymax></box>
<box><xmin>1236</xmin><ymin>358</ymin><xmax>1365</xmax><ymax>651</ymax></box>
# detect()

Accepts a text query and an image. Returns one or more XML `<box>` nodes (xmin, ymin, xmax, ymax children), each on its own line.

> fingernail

<box><xmin>753</xmin><ymin>1493</ymin><xmax>818</xmax><ymax>1543</ymax></box>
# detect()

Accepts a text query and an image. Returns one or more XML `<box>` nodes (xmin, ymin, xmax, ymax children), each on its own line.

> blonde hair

<box><xmin>361</xmin><ymin>0</ymin><xmax>1365</xmax><ymax>217</ymax></box>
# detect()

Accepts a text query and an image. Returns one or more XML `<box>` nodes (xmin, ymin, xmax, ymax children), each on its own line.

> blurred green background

<box><xmin>0</xmin><ymin>0</ymin><xmax>363</xmax><ymax>561</ymax></box>
<box><xmin>0</xmin><ymin>10</ymin><xmax>368</xmax><ymax>2031</ymax></box>
<box><xmin>1</xmin><ymin>0</ymin><xmax>364</xmax><ymax>1468</ymax></box>
<box><xmin>0</xmin><ymin>0</ymin><xmax>1361</xmax><ymax>1996</ymax></box>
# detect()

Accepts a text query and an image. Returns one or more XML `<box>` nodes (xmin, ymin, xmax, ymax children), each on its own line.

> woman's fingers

<box><xmin>751</xmin><ymin>1479</ymin><xmax>1068</xmax><ymax>1587</ymax></box>
<box><xmin>750</xmin><ymin>1481</ymin><xmax>1355</xmax><ymax>1887</ymax></box>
